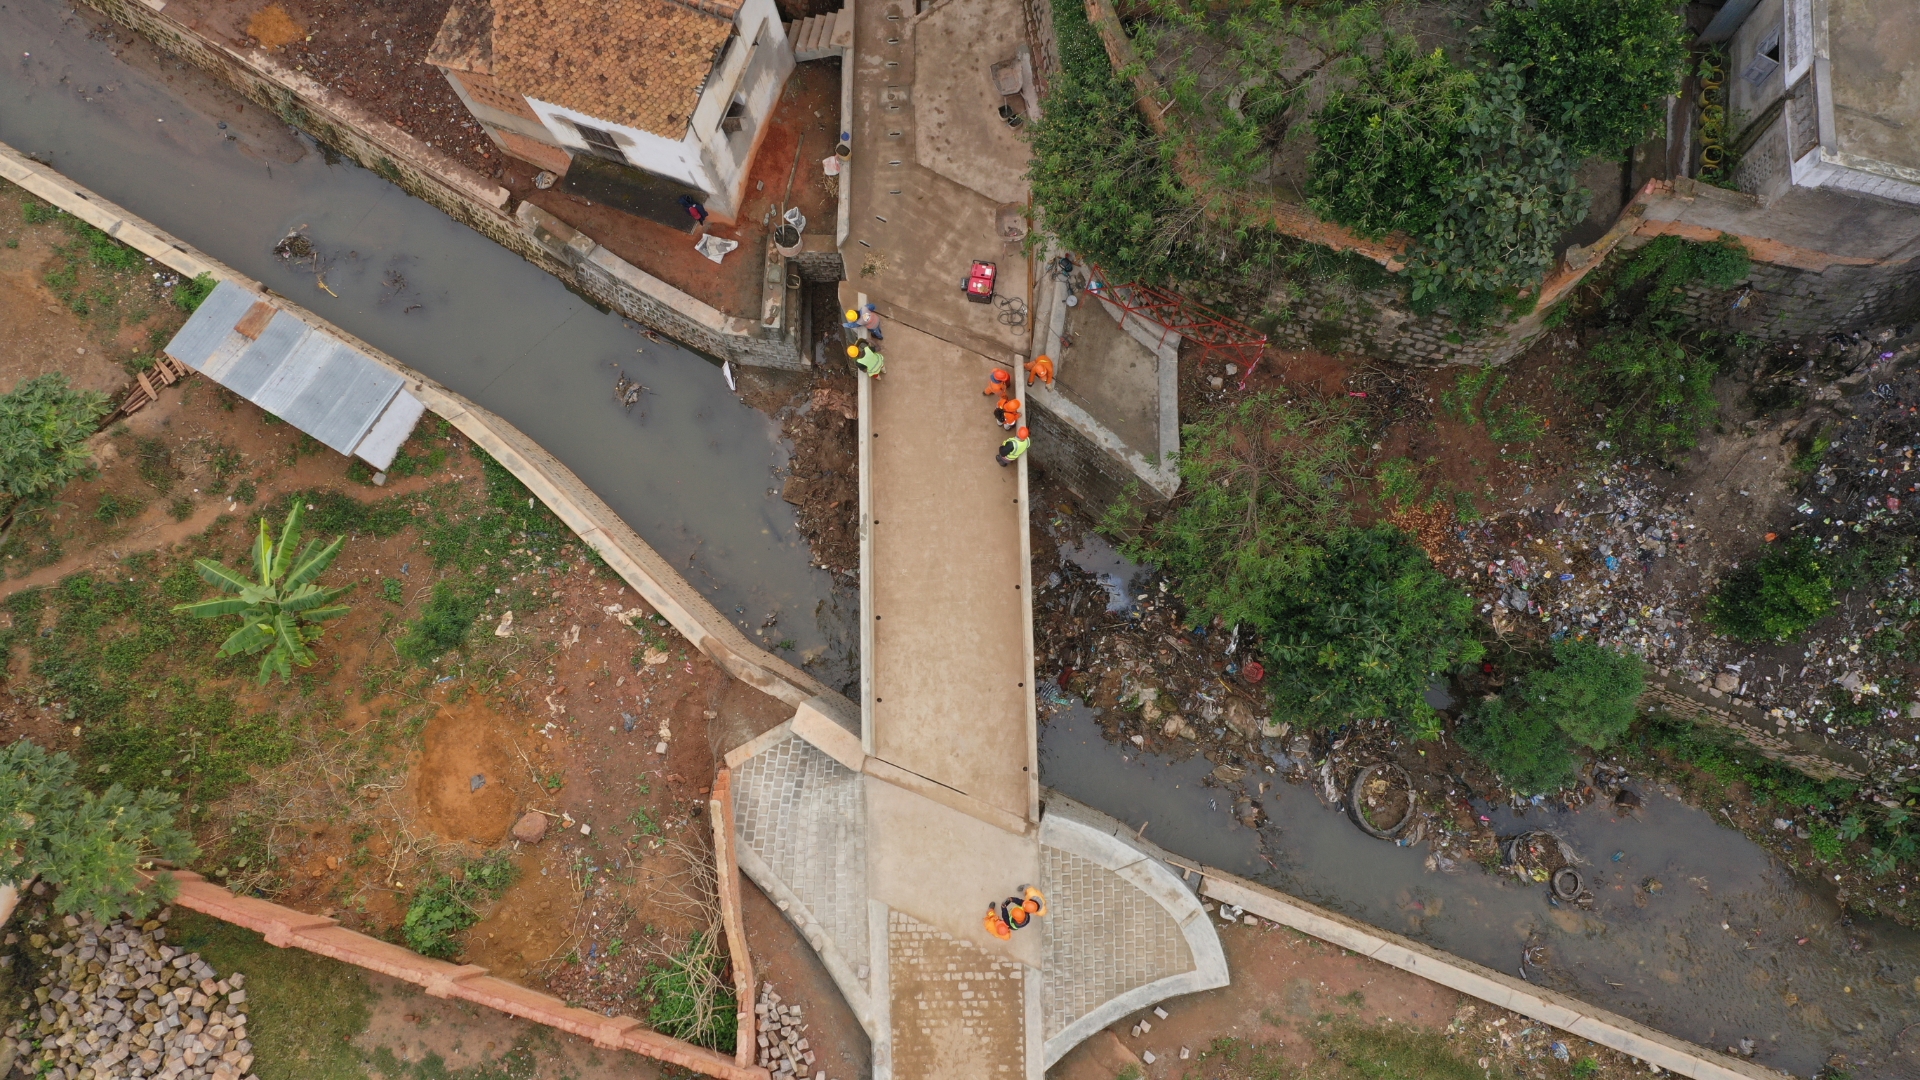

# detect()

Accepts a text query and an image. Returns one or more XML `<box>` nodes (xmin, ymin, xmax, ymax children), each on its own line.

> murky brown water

<box><xmin>0</xmin><ymin>0</ymin><xmax>855</xmax><ymax>691</ymax></box>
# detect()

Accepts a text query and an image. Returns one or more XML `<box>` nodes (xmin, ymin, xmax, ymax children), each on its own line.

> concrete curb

<box><xmin>155</xmin><ymin>872</ymin><xmax>767</xmax><ymax>1080</ymax></box>
<box><xmin>708</xmin><ymin>768</ymin><xmax>759</xmax><ymax>1070</ymax></box>
<box><xmin>1192</xmin><ymin>870</ymin><xmax>1793</xmax><ymax>1080</ymax></box>
<box><xmin>0</xmin><ymin>140</ymin><xmax>838</xmax><ymax>713</ymax></box>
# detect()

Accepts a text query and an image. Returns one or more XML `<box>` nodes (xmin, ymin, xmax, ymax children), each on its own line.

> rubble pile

<box><xmin>5</xmin><ymin>909</ymin><xmax>256</xmax><ymax>1080</ymax></box>
<box><xmin>754</xmin><ymin>983</ymin><xmax>829</xmax><ymax>1080</ymax></box>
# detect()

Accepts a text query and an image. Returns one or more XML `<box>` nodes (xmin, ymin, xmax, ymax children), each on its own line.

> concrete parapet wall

<box><xmin>76</xmin><ymin>0</ymin><xmax>803</xmax><ymax>370</ymax></box>
<box><xmin>708</xmin><ymin>769</ymin><xmax>759</xmax><ymax>1069</ymax></box>
<box><xmin>157</xmin><ymin>871</ymin><xmax>766</xmax><ymax>1080</ymax></box>
<box><xmin>1190</xmin><ymin>869</ymin><xmax>1792</xmax><ymax>1080</ymax></box>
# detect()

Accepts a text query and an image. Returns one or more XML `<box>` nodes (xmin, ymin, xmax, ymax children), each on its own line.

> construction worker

<box><xmin>1019</xmin><ymin>885</ymin><xmax>1047</xmax><ymax>917</ymax></box>
<box><xmin>983</xmin><ymin>902</ymin><xmax>1012</xmax><ymax>940</ymax></box>
<box><xmin>996</xmin><ymin>426</ymin><xmax>1030</xmax><ymax>467</ymax></box>
<box><xmin>858</xmin><ymin>303</ymin><xmax>884</xmax><ymax>340</ymax></box>
<box><xmin>1002</xmin><ymin>896</ymin><xmax>1032</xmax><ymax>930</ymax></box>
<box><xmin>983</xmin><ymin>368</ymin><xmax>1012</xmax><ymax>397</ymax></box>
<box><xmin>1025</xmin><ymin>354</ymin><xmax>1054</xmax><ymax>387</ymax></box>
<box><xmin>993</xmin><ymin>395</ymin><xmax>1021</xmax><ymax>429</ymax></box>
<box><xmin>848</xmin><ymin>342</ymin><xmax>884</xmax><ymax>379</ymax></box>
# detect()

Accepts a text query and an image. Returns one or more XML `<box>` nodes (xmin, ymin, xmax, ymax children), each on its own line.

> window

<box><xmin>571</xmin><ymin>120</ymin><xmax>624</xmax><ymax>158</ymax></box>
<box><xmin>1742</xmin><ymin>25</ymin><xmax>1781</xmax><ymax>86</ymax></box>
<box><xmin>721</xmin><ymin>99</ymin><xmax>746</xmax><ymax>135</ymax></box>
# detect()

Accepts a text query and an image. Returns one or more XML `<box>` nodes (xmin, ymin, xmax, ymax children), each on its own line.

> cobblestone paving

<box><xmin>887</xmin><ymin>909</ymin><xmax>1027</xmax><ymax>1080</ymax></box>
<box><xmin>1039</xmin><ymin>845</ymin><xmax>1195</xmax><ymax>1041</ymax></box>
<box><xmin>734</xmin><ymin>733</ymin><xmax>870</xmax><ymax>973</ymax></box>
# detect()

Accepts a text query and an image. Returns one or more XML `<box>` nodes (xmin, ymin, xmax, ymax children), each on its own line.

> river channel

<box><xmin>5</xmin><ymin>4</ymin><xmax>1918</xmax><ymax>1076</ymax></box>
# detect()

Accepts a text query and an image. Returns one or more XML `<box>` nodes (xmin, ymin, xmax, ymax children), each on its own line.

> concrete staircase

<box><xmin>788</xmin><ymin>7</ymin><xmax>853</xmax><ymax>62</ymax></box>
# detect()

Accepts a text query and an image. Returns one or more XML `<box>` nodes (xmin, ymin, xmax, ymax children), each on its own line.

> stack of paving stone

<box><xmin>3</xmin><ymin>909</ymin><xmax>257</xmax><ymax>1080</ymax></box>
<box><xmin>752</xmin><ymin>983</ymin><xmax>826</xmax><ymax>1079</ymax></box>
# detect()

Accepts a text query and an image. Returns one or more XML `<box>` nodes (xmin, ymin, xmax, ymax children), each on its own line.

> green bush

<box><xmin>1459</xmin><ymin>697</ymin><xmax>1578</xmax><ymax>795</ymax></box>
<box><xmin>0</xmin><ymin>373</ymin><xmax>110</xmax><ymax>507</ymax></box>
<box><xmin>1708</xmin><ymin>536</ymin><xmax>1835</xmax><ymax>642</ymax></box>
<box><xmin>1263</xmin><ymin>525</ymin><xmax>1484</xmax><ymax>732</ymax></box>
<box><xmin>1479</xmin><ymin>0</ymin><xmax>1687</xmax><ymax>157</ymax></box>
<box><xmin>1584</xmin><ymin>327</ymin><xmax>1719</xmax><ymax>459</ymax></box>
<box><xmin>1511</xmin><ymin>638</ymin><xmax>1644</xmax><ymax>750</ymax></box>
<box><xmin>401</xmin><ymin>851</ymin><xmax>517</xmax><ymax>960</ymax></box>
<box><xmin>172</xmin><ymin>272</ymin><xmax>216</xmax><ymax>313</ymax></box>
<box><xmin>643</xmin><ymin>931</ymin><xmax>738</xmax><ymax>1053</ymax></box>
<box><xmin>171</xmin><ymin>502</ymin><xmax>353</xmax><ymax>685</ymax></box>
<box><xmin>1307</xmin><ymin>37</ymin><xmax>1472</xmax><ymax>238</ymax></box>
<box><xmin>1607</xmin><ymin>234</ymin><xmax>1751</xmax><ymax>312</ymax></box>
<box><xmin>396</xmin><ymin>582</ymin><xmax>482</xmax><ymax>663</ymax></box>
<box><xmin>1107</xmin><ymin>392</ymin><xmax>1360</xmax><ymax>630</ymax></box>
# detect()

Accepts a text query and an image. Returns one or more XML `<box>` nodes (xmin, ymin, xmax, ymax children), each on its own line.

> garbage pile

<box><xmin>4</xmin><ymin>908</ymin><xmax>257</xmax><ymax>1080</ymax></box>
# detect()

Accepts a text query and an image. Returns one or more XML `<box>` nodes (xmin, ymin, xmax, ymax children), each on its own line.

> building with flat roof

<box><xmin>429</xmin><ymin>0</ymin><xmax>794</xmax><ymax>224</ymax></box>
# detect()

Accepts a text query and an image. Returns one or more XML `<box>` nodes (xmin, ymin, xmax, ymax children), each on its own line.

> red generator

<box><xmin>965</xmin><ymin>261</ymin><xmax>997</xmax><ymax>303</ymax></box>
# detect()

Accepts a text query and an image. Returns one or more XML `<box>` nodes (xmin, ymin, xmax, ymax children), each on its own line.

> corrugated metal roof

<box><xmin>164</xmin><ymin>279</ymin><xmax>423</xmax><ymax>468</ymax></box>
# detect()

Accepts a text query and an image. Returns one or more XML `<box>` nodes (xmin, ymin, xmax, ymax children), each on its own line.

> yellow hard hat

<box><xmin>846</xmin><ymin>345</ymin><xmax>862</xmax><ymax>358</ymax></box>
<box><xmin>845</xmin><ymin>309</ymin><xmax>860</xmax><ymax>322</ymax></box>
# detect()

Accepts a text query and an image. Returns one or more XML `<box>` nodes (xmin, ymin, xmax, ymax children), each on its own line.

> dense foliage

<box><xmin>1708</xmin><ymin>536</ymin><xmax>1836</xmax><ymax>642</ymax></box>
<box><xmin>1607</xmin><ymin>233</ymin><xmax>1753</xmax><ymax>312</ymax></box>
<box><xmin>172</xmin><ymin>502</ymin><xmax>353</xmax><ymax>684</ymax></box>
<box><xmin>1261</xmin><ymin>525</ymin><xmax>1483</xmax><ymax>732</ymax></box>
<box><xmin>1480</xmin><ymin>0</ymin><xmax>1687</xmax><ymax>158</ymax></box>
<box><xmin>1306</xmin><ymin>37</ymin><xmax>1470</xmax><ymax>238</ymax></box>
<box><xmin>0</xmin><ymin>739</ymin><xmax>196</xmax><ymax>924</ymax></box>
<box><xmin>1458</xmin><ymin>697</ymin><xmax>1578</xmax><ymax>795</ymax></box>
<box><xmin>1582</xmin><ymin>328</ymin><xmax>1721</xmax><ymax>460</ymax></box>
<box><xmin>0</xmin><ymin>373</ymin><xmax>110</xmax><ymax>507</ymax></box>
<box><xmin>1511</xmin><ymin>638</ymin><xmax>1645</xmax><ymax>750</ymax></box>
<box><xmin>1108</xmin><ymin>393</ymin><xmax>1360</xmax><ymax>629</ymax></box>
<box><xmin>402</xmin><ymin>852</ymin><xmax>517</xmax><ymax>959</ymax></box>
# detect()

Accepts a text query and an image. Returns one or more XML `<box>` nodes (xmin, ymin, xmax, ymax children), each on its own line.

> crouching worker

<box><xmin>848</xmin><ymin>342</ymin><xmax>884</xmax><ymax>379</ymax></box>
<box><xmin>996</xmin><ymin>426</ymin><xmax>1030</xmax><ymax>467</ymax></box>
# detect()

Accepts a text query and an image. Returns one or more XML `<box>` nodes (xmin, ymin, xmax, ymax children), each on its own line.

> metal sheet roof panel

<box><xmin>162</xmin><ymin>279</ymin><xmax>257</xmax><ymax>370</ymax></box>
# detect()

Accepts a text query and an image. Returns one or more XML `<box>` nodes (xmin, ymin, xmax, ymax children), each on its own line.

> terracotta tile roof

<box><xmin>492</xmin><ymin>0</ymin><xmax>737</xmax><ymax>140</ymax></box>
<box><xmin>428</xmin><ymin>0</ymin><xmax>495</xmax><ymax>75</ymax></box>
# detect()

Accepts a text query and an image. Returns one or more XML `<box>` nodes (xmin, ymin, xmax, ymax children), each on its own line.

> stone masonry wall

<box><xmin>78</xmin><ymin>0</ymin><xmax>804</xmax><ymax>370</ymax></box>
<box><xmin>1618</xmin><ymin>238</ymin><xmax>1920</xmax><ymax>342</ymax></box>
<box><xmin>1028</xmin><ymin>397</ymin><xmax>1152</xmax><ymax>514</ymax></box>
<box><xmin>1264</xmin><ymin>278</ymin><xmax>1527</xmax><ymax>368</ymax></box>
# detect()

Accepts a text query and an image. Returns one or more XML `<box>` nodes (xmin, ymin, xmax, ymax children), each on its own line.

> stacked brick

<box><xmin>752</xmin><ymin>983</ymin><xmax>827</xmax><ymax>1080</ymax></box>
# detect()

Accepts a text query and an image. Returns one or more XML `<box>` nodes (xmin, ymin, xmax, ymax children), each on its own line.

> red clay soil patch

<box><xmin>244</xmin><ymin>2</ymin><xmax>306</xmax><ymax>49</ymax></box>
<box><xmin>740</xmin><ymin>878</ymin><xmax>871</xmax><ymax>1080</ymax></box>
<box><xmin>406</xmin><ymin>698</ymin><xmax>526</xmax><ymax>847</ymax></box>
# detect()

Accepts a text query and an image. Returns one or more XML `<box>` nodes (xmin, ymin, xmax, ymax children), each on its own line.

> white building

<box><xmin>429</xmin><ymin>0</ymin><xmax>795</xmax><ymax>224</ymax></box>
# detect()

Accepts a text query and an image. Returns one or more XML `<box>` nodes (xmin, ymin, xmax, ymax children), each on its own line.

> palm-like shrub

<box><xmin>173</xmin><ymin>502</ymin><xmax>352</xmax><ymax>683</ymax></box>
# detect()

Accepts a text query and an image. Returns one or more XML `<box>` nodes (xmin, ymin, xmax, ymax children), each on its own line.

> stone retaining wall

<box><xmin>1612</xmin><ymin>237</ymin><xmax>1920</xmax><ymax>343</ymax></box>
<box><xmin>1640</xmin><ymin>676</ymin><xmax>1867</xmax><ymax>781</ymax></box>
<box><xmin>76</xmin><ymin>0</ymin><xmax>804</xmax><ymax>370</ymax></box>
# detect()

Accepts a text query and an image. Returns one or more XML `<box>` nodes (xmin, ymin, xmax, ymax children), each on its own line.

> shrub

<box><xmin>0</xmin><ymin>373</ymin><xmax>110</xmax><ymax>507</ymax></box>
<box><xmin>1511</xmin><ymin>638</ymin><xmax>1644</xmax><ymax>750</ymax></box>
<box><xmin>1607</xmin><ymin>234</ymin><xmax>1751</xmax><ymax>312</ymax></box>
<box><xmin>172</xmin><ymin>273</ymin><xmax>216</xmax><ymax>313</ymax></box>
<box><xmin>1708</xmin><ymin>536</ymin><xmax>1835</xmax><ymax>642</ymax></box>
<box><xmin>1307</xmin><ymin>37</ymin><xmax>1472</xmax><ymax>238</ymax></box>
<box><xmin>172</xmin><ymin>502</ymin><xmax>353</xmax><ymax>684</ymax></box>
<box><xmin>644</xmin><ymin>931</ymin><xmax>738</xmax><ymax>1053</ymax></box>
<box><xmin>1479</xmin><ymin>0</ymin><xmax>1687</xmax><ymax>157</ymax></box>
<box><xmin>401</xmin><ymin>852</ymin><xmax>517</xmax><ymax>959</ymax></box>
<box><xmin>1106</xmin><ymin>392</ymin><xmax>1361</xmax><ymax>630</ymax></box>
<box><xmin>396</xmin><ymin>582</ymin><xmax>482</xmax><ymax>663</ymax></box>
<box><xmin>1584</xmin><ymin>328</ymin><xmax>1719</xmax><ymax>459</ymax></box>
<box><xmin>0</xmin><ymin>739</ymin><xmax>198</xmax><ymax>925</ymax></box>
<box><xmin>1459</xmin><ymin>697</ymin><xmax>1578</xmax><ymax>795</ymax></box>
<box><xmin>1262</xmin><ymin>525</ymin><xmax>1484</xmax><ymax>732</ymax></box>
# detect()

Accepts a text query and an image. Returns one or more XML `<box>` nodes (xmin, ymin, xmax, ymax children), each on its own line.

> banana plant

<box><xmin>172</xmin><ymin>502</ymin><xmax>352</xmax><ymax>684</ymax></box>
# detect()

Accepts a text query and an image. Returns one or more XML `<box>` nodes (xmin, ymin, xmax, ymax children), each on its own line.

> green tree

<box><xmin>1458</xmin><ymin>697</ymin><xmax>1577</xmax><ymax>795</ymax></box>
<box><xmin>1511</xmin><ymin>638</ymin><xmax>1644</xmax><ymax>750</ymax></box>
<box><xmin>1263</xmin><ymin>525</ymin><xmax>1484</xmax><ymax>732</ymax></box>
<box><xmin>1583</xmin><ymin>327</ymin><xmax>1721</xmax><ymax>459</ymax></box>
<box><xmin>0</xmin><ymin>740</ymin><xmax>196</xmax><ymax>925</ymax></box>
<box><xmin>1307</xmin><ymin>37</ymin><xmax>1474</xmax><ymax>239</ymax></box>
<box><xmin>172</xmin><ymin>502</ymin><xmax>352</xmax><ymax>683</ymax></box>
<box><xmin>1480</xmin><ymin>0</ymin><xmax>1687</xmax><ymax>158</ymax></box>
<box><xmin>0</xmin><ymin>373</ymin><xmax>110</xmax><ymax>508</ymax></box>
<box><xmin>1708</xmin><ymin>536</ymin><xmax>1835</xmax><ymax>642</ymax></box>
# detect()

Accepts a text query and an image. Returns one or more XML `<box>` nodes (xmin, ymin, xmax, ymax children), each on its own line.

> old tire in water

<box><xmin>1551</xmin><ymin>867</ymin><xmax>1583</xmax><ymax>902</ymax></box>
<box><xmin>1348</xmin><ymin>762</ymin><xmax>1414</xmax><ymax>840</ymax></box>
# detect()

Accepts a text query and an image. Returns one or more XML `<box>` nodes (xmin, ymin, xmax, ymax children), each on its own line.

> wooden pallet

<box><xmin>118</xmin><ymin>353</ymin><xmax>194</xmax><ymax>416</ymax></box>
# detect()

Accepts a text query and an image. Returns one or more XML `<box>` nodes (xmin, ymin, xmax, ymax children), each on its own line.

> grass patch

<box><xmin>167</xmin><ymin>910</ymin><xmax>374</xmax><ymax>1080</ymax></box>
<box><xmin>1191</xmin><ymin>1023</ymin><xmax>1504</xmax><ymax>1080</ymax></box>
<box><xmin>642</xmin><ymin>930</ymin><xmax>738</xmax><ymax>1053</ymax></box>
<box><xmin>402</xmin><ymin>851</ymin><xmax>519</xmax><ymax>959</ymax></box>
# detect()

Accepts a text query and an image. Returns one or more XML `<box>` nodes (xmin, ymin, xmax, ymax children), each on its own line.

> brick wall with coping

<box><xmin>77</xmin><ymin>0</ymin><xmax>805</xmax><ymax>370</ymax></box>
<box><xmin>707</xmin><ymin>767</ymin><xmax>760</xmax><ymax>1070</ymax></box>
<box><xmin>156</xmin><ymin>872</ymin><xmax>768</xmax><ymax>1080</ymax></box>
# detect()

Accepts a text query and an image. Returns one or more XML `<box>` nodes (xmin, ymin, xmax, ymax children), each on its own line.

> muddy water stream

<box><xmin>1041</xmin><ymin>537</ymin><xmax>1920</xmax><ymax>1079</ymax></box>
<box><xmin>9</xmin><ymin>3</ymin><xmax>1920</xmax><ymax>1075</ymax></box>
<box><xmin>0</xmin><ymin>1</ymin><xmax>854</xmax><ymax>689</ymax></box>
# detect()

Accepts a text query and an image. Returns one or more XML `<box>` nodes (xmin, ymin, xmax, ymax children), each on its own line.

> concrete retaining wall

<box><xmin>158</xmin><ymin>871</ymin><xmax>766</xmax><ymax>1080</ymax></box>
<box><xmin>76</xmin><ymin>0</ymin><xmax>803</xmax><ymax>370</ymax></box>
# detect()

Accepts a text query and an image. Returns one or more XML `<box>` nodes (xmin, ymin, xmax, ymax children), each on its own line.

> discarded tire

<box><xmin>1349</xmin><ymin>762</ymin><xmax>1415</xmax><ymax>839</ymax></box>
<box><xmin>1551</xmin><ymin>867</ymin><xmax>1583</xmax><ymax>902</ymax></box>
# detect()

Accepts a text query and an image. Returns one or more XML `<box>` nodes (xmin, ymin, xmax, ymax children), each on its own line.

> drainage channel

<box><xmin>0</xmin><ymin>0</ymin><xmax>854</xmax><ymax>691</ymax></box>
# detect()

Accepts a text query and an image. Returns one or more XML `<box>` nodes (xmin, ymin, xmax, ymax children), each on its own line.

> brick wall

<box><xmin>1027</xmin><ymin>397</ymin><xmax>1159</xmax><ymax>515</ymax></box>
<box><xmin>78</xmin><ymin>0</ymin><xmax>805</xmax><ymax>370</ymax></box>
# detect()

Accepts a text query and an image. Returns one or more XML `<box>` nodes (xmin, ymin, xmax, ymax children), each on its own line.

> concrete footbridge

<box><xmin>721</xmin><ymin>0</ymin><xmax>1229</xmax><ymax>1076</ymax></box>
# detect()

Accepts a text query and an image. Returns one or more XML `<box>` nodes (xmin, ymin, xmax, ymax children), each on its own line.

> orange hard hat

<box><xmin>1017</xmin><ymin>426</ymin><xmax>1029</xmax><ymax>438</ymax></box>
<box><xmin>990</xmin><ymin>369</ymin><xmax>1009</xmax><ymax>382</ymax></box>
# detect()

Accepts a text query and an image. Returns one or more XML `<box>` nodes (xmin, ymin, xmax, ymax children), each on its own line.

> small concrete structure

<box><xmin>430</xmin><ymin>0</ymin><xmax>797</xmax><ymax>223</ymax></box>
<box><xmin>163</xmin><ymin>280</ymin><xmax>426</xmax><ymax>470</ymax></box>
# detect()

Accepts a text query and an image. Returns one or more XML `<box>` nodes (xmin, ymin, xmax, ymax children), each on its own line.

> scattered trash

<box><xmin>723</xmin><ymin>360</ymin><xmax>736</xmax><ymax>392</ymax></box>
<box><xmin>533</xmin><ymin>170</ymin><xmax>556</xmax><ymax>189</ymax></box>
<box><xmin>494</xmin><ymin>610</ymin><xmax>514</xmax><ymax>637</ymax></box>
<box><xmin>470</xmin><ymin>773</ymin><xmax>486</xmax><ymax>791</ymax></box>
<box><xmin>694</xmin><ymin>233</ymin><xmax>739</xmax><ymax>264</ymax></box>
<box><xmin>614</xmin><ymin>372</ymin><xmax>647</xmax><ymax>410</ymax></box>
